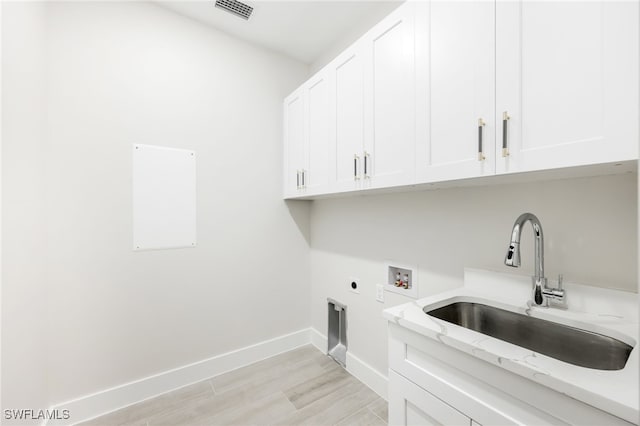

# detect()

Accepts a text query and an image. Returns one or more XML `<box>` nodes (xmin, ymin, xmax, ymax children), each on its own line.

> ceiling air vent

<box><xmin>215</xmin><ymin>0</ymin><xmax>253</xmax><ymax>20</ymax></box>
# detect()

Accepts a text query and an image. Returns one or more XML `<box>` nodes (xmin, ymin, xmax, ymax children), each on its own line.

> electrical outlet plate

<box><xmin>376</xmin><ymin>285</ymin><xmax>384</xmax><ymax>303</ymax></box>
<box><xmin>349</xmin><ymin>277</ymin><xmax>360</xmax><ymax>294</ymax></box>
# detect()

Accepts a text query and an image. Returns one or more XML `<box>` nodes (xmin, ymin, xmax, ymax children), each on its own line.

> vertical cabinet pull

<box><xmin>502</xmin><ymin>111</ymin><xmax>510</xmax><ymax>157</ymax></box>
<box><xmin>477</xmin><ymin>118</ymin><xmax>486</xmax><ymax>161</ymax></box>
<box><xmin>363</xmin><ymin>152</ymin><xmax>371</xmax><ymax>178</ymax></box>
<box><xmin>354</xmin><ymin>155</ymin><xmax>360</xmax><ymax>180</ymax></box>
<box><xmin>295</xmin><ymin>169</ymin><xmax>306</xmax><ymax>190</ymax></box>
<box><xmin>364</xmin><ymin>153</ymin><xmax>368</xmax><ymax>176</ymax></box>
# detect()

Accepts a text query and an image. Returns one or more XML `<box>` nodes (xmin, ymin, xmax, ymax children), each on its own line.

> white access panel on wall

<box><xmin>133</xmin><ymin>144</ymin><xmax>196</xmax><ymax>251</ymax></box>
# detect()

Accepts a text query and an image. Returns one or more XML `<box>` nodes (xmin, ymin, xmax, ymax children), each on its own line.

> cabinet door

<box><xmin>304</xmin><ymin>72</ymin><xmax>330</xmax><ymax>195</ymax></box>
<box><xmin>283</xmin><ymin>90</ymin><xmax>304</xmax><ymax>198</ymax></box>
<box><xmin>496</xmin><ymin>1</ymin><xmax>639</xmax><ymax>174</ymax></box>
<box><xmin>328</xmin><ymin>43</ymin><xmax>366</xmax><ymax>193</ymax></box>
<box><xmin>389</xmin><ymin>370</ymin><xmax>471</xmax><ymax>426</ymax></box>
<box><xmin>416</xmin><ymin>1</ymin><xmax>495</xmax><ymax>183</ymax></box>
<box><xmin>363</xmin><ymin>2</ymin><xmax>416</xmax><ymax>189</ymax></box>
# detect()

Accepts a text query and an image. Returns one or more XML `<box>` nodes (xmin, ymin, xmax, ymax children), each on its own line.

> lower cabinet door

<box><xmin>389</xmin><ymin>370</ymin><xmax>471</xmax><ymax>426</ymax></box>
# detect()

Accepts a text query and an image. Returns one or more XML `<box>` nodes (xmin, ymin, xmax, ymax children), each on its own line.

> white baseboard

<box><xmin>346</xmin><ymin>351</ymin><xmax>388</xmax><ymax>401</ymax></box>
<box><xmin>310</xmin><ymin>327</ymin><xmax>327</xmax><ymax>353</ymax></box>
<box><xmin>309</xmin><ymin>328</ymin><xmax>388</xmax><ymax>401</ymax></box>
<box><xmin>48</xmin><ymin>329</ymin><xmax>311</xmax><ymax>426</ymax></box>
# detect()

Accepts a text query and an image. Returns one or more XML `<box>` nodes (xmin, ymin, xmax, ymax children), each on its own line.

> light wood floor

<box><xmin>81</xmin><ymin>345</ymin><xmax>388</xmax><ymax>426</ymax></box>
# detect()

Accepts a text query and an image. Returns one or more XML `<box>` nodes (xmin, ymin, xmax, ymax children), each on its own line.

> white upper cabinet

<box><xmin>283</xmin><ymin>0</ymin><xmax>639</xmax><ymax>199</ymax></box>
<box><xmin>328</xmin><ymin>42</ymin><xmax>366</xmax><ymax>193</ymax></box>
<box><xmin>496</xmin><ymin>0</ymin><xmax>639</xmax><ymax>174</ymax></box>
<box><xmin>416</xmin><ymin>1</ymin><xmax>496</xmax><ymax>183</ymax></box>
<box><xmin>283</xmin><ymin>89</ymin><xmax>304</xmax><ymax>198</ymax></box>
<box><xmin>283</xmin><ymin>72</ymin><xmax>330</xmax><ymax>198</ymax></box>
<box><xmin>363</xmin><ymin>2</ymin><xmax>416</xmax><ymax>189</ymax></box>
<box><xmin>304</xmin><ymin>71</ymin><xmax>330</xmax><ymax>195</ymax></box>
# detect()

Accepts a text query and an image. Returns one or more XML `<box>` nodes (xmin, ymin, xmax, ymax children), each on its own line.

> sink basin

<box><xmin>425</xmin><ymin>302</ymin><xmax>633</xmax><ymax>370</ymax></box>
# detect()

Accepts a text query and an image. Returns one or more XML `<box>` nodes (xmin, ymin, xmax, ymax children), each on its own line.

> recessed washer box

<box><xmin>384</xmin><ymin>261</ymin><xmax>418</xmax><ymax>298</ymax></box>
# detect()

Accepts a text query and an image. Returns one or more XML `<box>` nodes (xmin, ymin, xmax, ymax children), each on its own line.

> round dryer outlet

<box><xmin>349</xmin><ymin>277</ymin><xmax>360</xmax><ymax>294</ymax></box>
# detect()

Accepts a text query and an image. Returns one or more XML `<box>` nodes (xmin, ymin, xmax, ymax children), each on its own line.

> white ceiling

<box><xmin>157</xmin><ymin>1</ymin><xmax>401</xmax><ymax>64</ymax></box>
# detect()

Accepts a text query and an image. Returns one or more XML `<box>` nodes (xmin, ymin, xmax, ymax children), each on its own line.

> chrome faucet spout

<box><xmin>504</xmin><ymin>213</ymin><xmax>565</xmax><ymax>307</ymax></box>
<box><xmin>505</xmin><ymin>212</ymin><xmax>544</xmax><ymax>282</ymax></box>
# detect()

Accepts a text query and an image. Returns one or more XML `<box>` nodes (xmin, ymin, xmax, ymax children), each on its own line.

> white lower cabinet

<box><xmin>389</xmin><ymin>370</ymin><xmax>471</xmax><ymax>426</ymax></box>
<box><xmin>388</xmin><ymin>323</ymin><xmax>634</xmax><ymax>426</ymax></box>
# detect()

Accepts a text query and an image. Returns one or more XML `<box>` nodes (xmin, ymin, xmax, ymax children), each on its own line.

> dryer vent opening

<box><xmin>215</xmin><ymin>0</ymin><xmax>253</xmax><ymax>20</ymax></box>
<box><xmin>327</xmin><ymin>298</ymin><xmax>347</xmax><ymax>367</ymax></box>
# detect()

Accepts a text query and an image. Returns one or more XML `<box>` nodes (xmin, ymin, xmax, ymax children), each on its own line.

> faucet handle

<box><xmin>557</xmin><ymin>274</ymin><xmax>564</xmax><ymax>290</ymax></box>
<box><xmin>542</xmin><ymin>274</ymin><xmax>567</xmax><ymax>309</ymax></box>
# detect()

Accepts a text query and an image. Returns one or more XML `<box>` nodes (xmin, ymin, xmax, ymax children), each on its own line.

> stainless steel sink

<box><xmin>425</xmin><ymin>302</ymin><xmax>633</xmax><ymax>370</ymax></box>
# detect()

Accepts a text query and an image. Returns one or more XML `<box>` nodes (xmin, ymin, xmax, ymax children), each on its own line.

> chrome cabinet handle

<box><xmin>363</xmin><ymin>151</ymin><xmax>371</xmax><ymax>178</ymax></box>
<box><xmin>354</xmin><ymin>155</ymin><xmax>360</xmax><ymax>180</ymax></box>
<box><xmin>477</xmin><ymin>118</ymin><xmax>486</xmax><ymax>161</ymax></box>
<box><xmin>301</xmin><ymin>169</ymin><xmax>306</xmax><ymax>188</ymax></box>
<box><xmin>296</xmin><ymin>170</ymin><xmax>300</xmax><ymax>189</ymax></box>
<box><xmin>502</xmin><ymin>111</ymin><xmax>510</xmax><ymax>157</ymax></box>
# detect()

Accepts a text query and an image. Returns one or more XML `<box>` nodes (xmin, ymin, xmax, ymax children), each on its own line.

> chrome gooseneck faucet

<box><xmin>505</xmin><ymin>213</ymin><xmax>566</xmax><ymax>307</ymax></box>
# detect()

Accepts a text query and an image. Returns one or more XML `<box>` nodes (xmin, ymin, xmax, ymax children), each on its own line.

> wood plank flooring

<box><xmin>81</xmin><ymin>345</ymin><xmax>387</xmax><ymax>426</ymax></box>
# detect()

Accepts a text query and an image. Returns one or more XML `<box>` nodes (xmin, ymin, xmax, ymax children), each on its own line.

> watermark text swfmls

<box><xmin>4</xmin><ymin>409</ymin><xmax>70</xmax><ymax>421</ymax></box>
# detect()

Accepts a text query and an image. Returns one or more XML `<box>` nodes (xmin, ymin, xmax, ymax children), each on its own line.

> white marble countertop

<box><xmin>383</xmin><ymin>268</ymin><xmax>639</xmax><ymax>424</ymax></box>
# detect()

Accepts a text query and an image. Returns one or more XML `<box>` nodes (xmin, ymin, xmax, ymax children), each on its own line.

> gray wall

<box><xmin>1</xmin><ymin>1</ymin><xmax>49</xmax><ymax>420</ymax></box>
<box><xmin>3</xmin><ymin>1</ymin><xmax>311</xmax><ymax>412</ymax></box>
<box><xmin>310</xmin><ymin>173</ymin><xmax>637</xmax><ymax>376</ymax></box>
